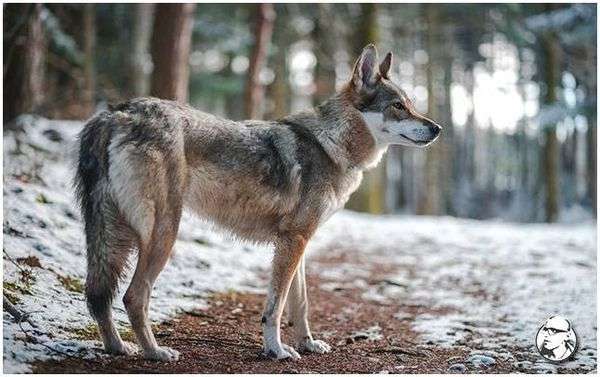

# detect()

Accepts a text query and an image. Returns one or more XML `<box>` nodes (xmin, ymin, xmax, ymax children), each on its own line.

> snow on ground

<box><xmin>313</xmin><ymin>212</ymin><xmax>597</xmax><ymax>373</ymax></box>
<box><xmin>3</xmin><ymin>116</ymin><xmax>597</xmax><ymax>373</ymax></box>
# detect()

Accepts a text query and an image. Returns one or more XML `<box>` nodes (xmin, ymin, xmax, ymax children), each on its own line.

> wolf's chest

<box><xmin>320</xmin><ymin>169</ymin><xmax>363</xmax><ymax>223</ymax></box>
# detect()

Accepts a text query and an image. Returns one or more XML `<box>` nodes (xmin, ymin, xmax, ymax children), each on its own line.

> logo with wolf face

<box><xmin>535</xmin><ymin>315</ymin><xmax>578</xmax><ymax>362</ymax></box>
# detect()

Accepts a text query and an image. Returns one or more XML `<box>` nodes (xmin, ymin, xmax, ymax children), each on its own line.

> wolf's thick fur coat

<box><xmin>74</xmin><ymin>45</ymin><xmax>440</xmax><ymax>361</ymax></box>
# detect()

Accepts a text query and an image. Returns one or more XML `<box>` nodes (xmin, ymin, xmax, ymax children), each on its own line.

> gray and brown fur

<box><xmin>74</xmin><ymin>44</ymin><xmax>441</xmax><ymax>361</ymax></box>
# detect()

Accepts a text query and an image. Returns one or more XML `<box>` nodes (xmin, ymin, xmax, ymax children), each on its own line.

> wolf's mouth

<box><xmin>400</xmin><ymin>133</ymin><xmax>430</xmax><ymax>145</ymax></box>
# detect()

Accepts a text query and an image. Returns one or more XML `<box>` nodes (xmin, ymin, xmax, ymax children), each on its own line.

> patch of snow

<box><xmin>310</xmin><ymin>212</ymin><xmax>597</xmax><ymax>373</ymax></box>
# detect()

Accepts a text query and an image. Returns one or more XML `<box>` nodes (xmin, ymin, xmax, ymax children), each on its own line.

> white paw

<box><xmin>144</xmin><ymin>346</ymin><xmax>180</xmax><ymax>361</ymax></box>
<box><xmin>264</xmin><ymin>343</ymin><xmax>301</xmax><ymax>360</ymax></box>
<box><xmin>299</xmin><ymin>338</ymin><xmax>332</xmax><ymax>354</ymax></box>
<box><xmin>106</xmin><ymin>341</ymin><xmax>137</xmax><ymax>356</ymax></box>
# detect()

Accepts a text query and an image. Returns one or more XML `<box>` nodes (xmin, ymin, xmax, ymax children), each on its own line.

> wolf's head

<box><xmin>345</xmin><ymin>44</ymin><xmax>442</xmax><ymax>148</ymax></box>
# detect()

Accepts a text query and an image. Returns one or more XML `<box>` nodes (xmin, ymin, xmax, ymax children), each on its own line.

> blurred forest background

<box><xmin>3</xmin><ymin>3</ymin><xmax>597</xmax><ymax>223</ymax></box>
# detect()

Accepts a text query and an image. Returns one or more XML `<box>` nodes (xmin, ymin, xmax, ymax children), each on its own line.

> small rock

<box><xmin>346</xmin><ymin>325</ymin><xmax>383</xmax><ymax>343</ymax></box>
<box><xmin>467</xmin><ymin>354</ymin><xmax>496</xmax><ymax>368</ymax></box>
<box><xmin>448</xmin><ymin>363</ymin><xmax>467</xmax><ymax>373</ymax></box>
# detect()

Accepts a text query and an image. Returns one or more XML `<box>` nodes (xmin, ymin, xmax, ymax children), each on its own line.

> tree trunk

<box><xmin>150</xmin><ymin>3</ymin><xmax>196</xmax><ymax>102</ymax></box>
<box><xmin>131</xmin><ymin>4</ymin><xmax>155</xmax><ymax>97</ymax></box>
<box><xmin>267</xmin><ymin>5</ymin><xmax>290</xmax><ymax>120</ymax></box>
<box><xmin>587</xmin><ymin>111</ymin><xmax>597</xmax><ymax>215</ymax></box>
<box><xmin>540</xmin><ymin>21</ymin><xmax>561</xmax><ymax>223</ymax></box>
<box><xmin>244</xmin><ymin>3</ymin><xmax>276</xmax><ymax>119</ymax></box>
<box><xmin>312</xmin><ymin>3</ymin><xmax>336</xmax><ymax>106</ymax></box>
<box><xmin>417</xmin><ymin>3</ymin><xmax>442</xmax><ymax>216</ymax></box>
<box><xmin>83</xmin><ymin>4</ymin><xmax>96</xmax><ymax>116</ymax></box>
<box><xmin>351</xmin><ymin>3</ymin><xmax>378</xmax><ymax>56</ymax></box>
<box><xmin>440</xmin><ymin>37</ymin><xmax>454</xmax><ymax>215</ymax></box>
<box><xmin>4</xmin><ymin>4</ymin><xmax>45</xmax><ymax>125</ymax></box>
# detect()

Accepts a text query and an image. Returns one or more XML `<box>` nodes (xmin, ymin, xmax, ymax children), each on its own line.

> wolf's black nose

<box><xmin>426</xmin><ymin>121</ymin><xmax>442</xmax><ymax>136</ymax></box>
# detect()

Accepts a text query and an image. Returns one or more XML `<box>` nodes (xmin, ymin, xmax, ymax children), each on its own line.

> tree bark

<box><xmin>150</xmin><ymin>3</ymin><xmax>196</xmax><ymax>102</ymax></box>
<box><xmin>131</xmin><ymin>4</ymin><xmax>155</xmax><ymax>97</ymax></box>
<box><xmin>586</xmin><ymin>110</ymin><xmax>597</xmax><ymax>215</ymax></box>
<box><xmin>540</xmin><ymin>27</ymin><xmax>561</xmax><ymax>223</ymax></box>
<box><xmin>312</xmin><ymin>3</ymin><xmax>336</xmax><ymax>106</ymax></box>
<box><xmin>83</xmin><ymin>4</ymin><xmax>96</xmax><ymax>116</ymax></box>
<box><xmin>417</xmin><ymin>3</ymin><xmax>442</xmax><ymax>216</ymax></box>
<box><xmin>267</xmin><ymin>5</ymin><xmax>290</xmax><ymax>119</ymax></box>
<box><xmin>244</xmin><ymin>3</ymin><xmax>276</xmax><ymax>119</ymax></box>
<box><xmin>4</xmin><ymin>4</ymin><xmax>45</xmax><ymax>125</ymax></box>
<box><xmin>351</xmin><ymin>3</ymin><xmax>378</xmax><ymax>56</ymax></box>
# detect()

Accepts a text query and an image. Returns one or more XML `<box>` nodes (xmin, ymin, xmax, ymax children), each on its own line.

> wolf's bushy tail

<box><xmin>74</xmin><ymin>113</ymin><xmax>125</xmax><ymax>320</ymax></box>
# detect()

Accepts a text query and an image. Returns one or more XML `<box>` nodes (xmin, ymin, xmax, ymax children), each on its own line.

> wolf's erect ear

<box><xmin>379</xmin><ymin>52</ymin><xmax>393</xmax><ymax>79</ymax></box>
<box><xmin>351</xmin><ymin>44</ymin><xmax>379</xmax><ymax>90</ymax></box>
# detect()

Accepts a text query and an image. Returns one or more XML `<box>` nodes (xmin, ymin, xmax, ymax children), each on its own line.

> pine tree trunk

<box><xmin>83</xmin><ymin>4</ymin><xmax>96</xmax><ymax>116</ymax></box>
<box><xmin>541</xmin><ymin>25</ymin><xmax>561</xmax><ymax>223</ymax></box>
<box><xmin>440</xmin><ymin>39</ymin><xmax>454</xmax><ymax>215</ymax></box>
<box><xmin>244</xmin><ymin>3</ymin><xmax>276</xmax><ymax>119</ymax></box>
<box><xmin>4</xmin><ymin>4</ymin><xmax>45</xmax><ymax>125</ymax></box>
<box><xmin>587</xmin><ymin>111</ymin><xmax>597</xmax><ymax>215</ymax></box>
<box><xmin>150</xmin><ymin>4</ymin><xmax>196</xmax><ymax>102</ymax></box>
<box><xmin>131</xmin><ymin>4</ymin><xmax>155</xmax><ymax>97</ymax></box>
<box><xmin>270</xmin><ymin>49</ymin><xmax>288</xmax><ymax>119</ymax></box>
<box><xmin>312</xmin><ymin>3</ymin><xmax>336</xmax><ymax>106</ymax></box>
<box><xmin>417</xmin><ymin>3</ymin><xmax>442</xmax><ymax>215</ymax></box>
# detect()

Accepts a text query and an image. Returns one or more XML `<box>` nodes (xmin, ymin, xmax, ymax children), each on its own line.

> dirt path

<box><xmin>32</xmin><ymin>249</ymin><xmax>526</xmax><ymax>374</ymax></box>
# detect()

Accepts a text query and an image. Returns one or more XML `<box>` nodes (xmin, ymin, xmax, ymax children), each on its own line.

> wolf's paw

<box><xmin>144</xmin><ymin>346</ymin><xmax>180</xmax><ymax>362</ymax></box>
<box><xmin>264</xmin><ymin>343</ymin><xmax>301</xmax><ymax>360</ymax></box>
<box><xmin>106</xmin><ymin>341</ymin><xmax>137</xmax><ymax>356</ymax></box>
<box><xmin>299</xmin><ymin>338</ymin><xmax>332</xmax><ymax>354</ymax></box>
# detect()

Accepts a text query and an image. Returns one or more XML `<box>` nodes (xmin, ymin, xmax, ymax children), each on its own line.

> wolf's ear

<box><xmin>351</xmin><ymin>44</ymin><xmax>379</xmax><ymax>90</ymax></box>
<box><xmin>379</xmin><ymin>52</ymin><xmax>393</xmax><ymax>79</ymax></box>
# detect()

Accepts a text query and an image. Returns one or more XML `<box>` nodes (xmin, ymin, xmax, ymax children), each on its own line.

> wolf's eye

<box><xmin>392</xmin><ymin>102</ymin><xmax>404</xmax><ymax>110</ymax></box>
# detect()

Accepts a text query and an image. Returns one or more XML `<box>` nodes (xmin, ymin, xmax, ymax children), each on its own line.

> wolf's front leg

<box><xmin>287</xmin><ymin>256</ymin><xmax>331</xmax><ymax>354</ymax></box>
<box><xmin>262</xmin><ymin>234</ymin><xmax>308</xmax><ymax>360</ymax></box>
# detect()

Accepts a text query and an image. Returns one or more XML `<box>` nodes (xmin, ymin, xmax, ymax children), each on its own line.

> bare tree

<box><xmin>417</xmin><ymin>3</ymin><xmax>443</xmax><ymax>215</ymax></box>
<box><xmin>82</xmin><ymin>4</ymin><xmax>96</xmax><ymax>115</ymax></box>
<box><xmin>150</xmin><ymin>4</ymin><xmax>196</xmax><ymax>102</ymax></box>
<box><xmin>4</xmin><ymin>4</ymin><xmax>46</xmax><ymax>124</ymax></box>
<box><xmin>540</xmin><ymin>26</ymin><xmax>561</xmax><ymax>222</ymax></box>
<box><xmin>312</xmin><ymin>3</ymin><xmax>337</xmax><ymax>106</ymax></box>
<box><xmin>244</xmin><ymin>3</ymin><xmax>276</xmax><ymax>119</ymax></box>
<box><xmin>131</xmin><ymin>4</ymin><xmax>155</xmax><ymax>97</ymax></box>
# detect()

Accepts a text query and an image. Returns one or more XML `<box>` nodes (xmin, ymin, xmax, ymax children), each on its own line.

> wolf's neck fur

<box><xmin>281</xmin><ymin>93</ymin><xmax>388</xmax><ymax>172</ymax></box>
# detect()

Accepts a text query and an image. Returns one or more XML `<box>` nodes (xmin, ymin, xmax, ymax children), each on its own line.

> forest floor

<box><xmin>3</xmin><ymin>116</ymin><xmax>597</xmax><ymax>374</ymax></box>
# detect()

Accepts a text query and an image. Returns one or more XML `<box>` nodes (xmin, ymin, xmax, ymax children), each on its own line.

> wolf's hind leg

<box><xmin>287</xmin><ymin>256</ymin><xmax>331</xmax><ymax>354</ymax></box>
<box><xmin>123</xmin><ymin>207</ymin><xmax>182</xmax><ymax>362</ymax></box>
<box><xmin>86</xmin><ymin>213</ymin><xmax>136</xmax><ymax>356</ymax></box>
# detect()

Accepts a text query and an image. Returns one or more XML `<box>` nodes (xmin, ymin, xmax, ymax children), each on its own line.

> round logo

<box><xmin>535</xmin><ymin>315</ymin><xmax>578</xmax><ymax>362</ymax></box>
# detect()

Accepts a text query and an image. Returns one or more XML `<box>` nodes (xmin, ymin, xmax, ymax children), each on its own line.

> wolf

<box><xmin>74</xmin><ymin>44</ymin><xmax>441</xmax><ymax>362</ymax></box>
